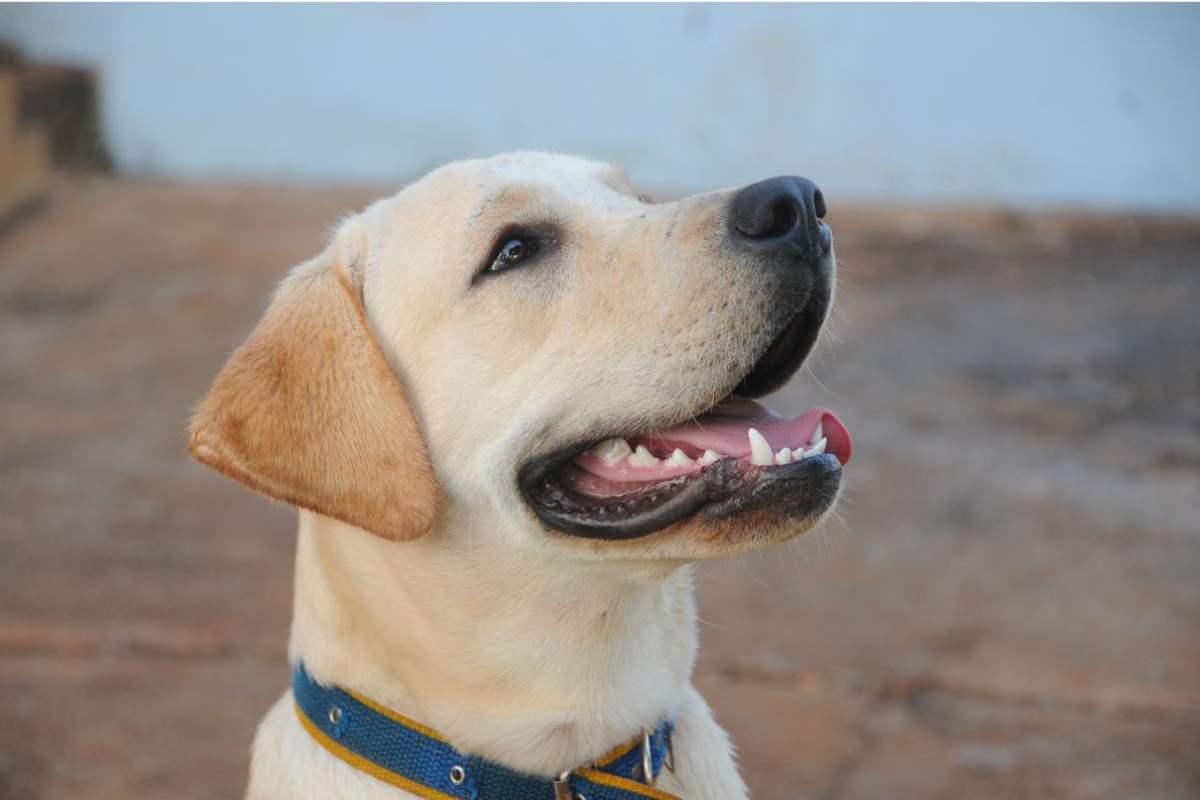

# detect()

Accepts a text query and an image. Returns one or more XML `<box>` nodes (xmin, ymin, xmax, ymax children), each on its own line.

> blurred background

<box><xmin>0</xmin><ymin>4</ymin><xmax>1197</xmax><ymax>799</ymax></box>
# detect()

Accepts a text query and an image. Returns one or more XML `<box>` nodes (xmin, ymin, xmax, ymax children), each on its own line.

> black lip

<box><xmin>702</xmin><ymin>453</ymin><xmax>841</xmax><ymax>521</ymax></box>
<box><xmin>519</xmin><ymin>450</ymin><xmax>842</xmax><ymax>541</ymax></box>
<box><xmin>735</xmin><ymin>272</ymin><xmax>832</xmax><ymax>398</ymax></box>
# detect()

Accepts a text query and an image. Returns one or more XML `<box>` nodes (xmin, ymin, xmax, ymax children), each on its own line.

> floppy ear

<box><xmin>188</xmin><ymin>218</ymin><xmax>438</xmax><ymax>541</ymax></box>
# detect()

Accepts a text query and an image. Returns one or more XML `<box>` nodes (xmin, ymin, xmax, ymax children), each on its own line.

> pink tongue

<box><xmin>645</xmin><ymin>397</ymin><xmax>849</xmax><ymax>461</ymax></box>
<box><xmin>574</xmin><ymin>397</ymin><xmax>852</xmax><ymax>485</ymax></box>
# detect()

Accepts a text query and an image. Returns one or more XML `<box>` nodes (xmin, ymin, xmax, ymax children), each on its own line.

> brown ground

<box><xmin>1</xmin><ymin>178</ymin><xmax>1197</xmax><ymax>800</ymax></box>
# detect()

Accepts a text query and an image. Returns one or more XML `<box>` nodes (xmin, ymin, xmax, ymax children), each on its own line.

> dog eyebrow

<box><xmin>465</xmin><ymin>185</ymin><xmax>541</xmax><ymax>231</ymax></box>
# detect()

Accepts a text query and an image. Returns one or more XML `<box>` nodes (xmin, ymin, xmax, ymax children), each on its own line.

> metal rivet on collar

<box><xmin>328</xmin><ymin>706</ymin><xmax>342</xmax><ymax>725</ymax></box>
<box><xmin>641</xmin><ymin>727</ymin><xmax>655</xmax><ymax>786</ymax></box>
<box><xmin>552</xmin><ymin>775</ymin><xmax>586</xmax><ymax>800</ymax></box>
<box><xmin>449</xmin><ymin>765</ymin><xmax>466</xmax><ymax>785</ymax></box>
<box><xmin>554</xmin><ymin>773</ymin><xmax>574</xmax><ymax>800</ymax></box>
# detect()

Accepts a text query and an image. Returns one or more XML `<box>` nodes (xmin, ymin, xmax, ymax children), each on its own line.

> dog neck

<box><xmin>288</xmin><ymin>510</ymin><xmax>698</xmax><ymax>777</ymax></box>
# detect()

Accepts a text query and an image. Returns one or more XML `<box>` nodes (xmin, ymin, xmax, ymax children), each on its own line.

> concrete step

<box><xmin>0</xmin><ymin>69</ymin><xmax>51</xmax><ymax>224</ymax></box>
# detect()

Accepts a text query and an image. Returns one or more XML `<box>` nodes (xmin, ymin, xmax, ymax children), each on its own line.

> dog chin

<box><xmin>692</xmin><ymin>500</ymin><xmax>842</xmax><ymax>556</ymax></box>
<box><xmin>693</xmin><ymin>457</ymin><xmax>843</xmax><ymax>546</ymax></box>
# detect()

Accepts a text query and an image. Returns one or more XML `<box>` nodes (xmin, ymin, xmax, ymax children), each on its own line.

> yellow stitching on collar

<box><xmin>576</xmin><ymin>767</ymin><xmax>682</xmax><ymax>800</ymax></box>
<box><xmin>293</xmin><ymin>702</ymin><xmax>458</xmax><ymax>800</ymax></box>
<box><xmin>593</xmin><ymin>734</ymin><xmax>641</xmax><ymax>767</ymax></box>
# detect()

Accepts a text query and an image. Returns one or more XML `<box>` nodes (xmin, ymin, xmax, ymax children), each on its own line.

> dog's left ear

<box><xmin>188</xmin><ymin>216</ymin><xmax>439</xmax><ymax>541</ymax></box>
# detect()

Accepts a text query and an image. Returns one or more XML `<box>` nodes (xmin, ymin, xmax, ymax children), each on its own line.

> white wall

<box><xmin>3</xmin><ymin>4</ymin><xmax>1198</xmax><ymax>210</ymax></box>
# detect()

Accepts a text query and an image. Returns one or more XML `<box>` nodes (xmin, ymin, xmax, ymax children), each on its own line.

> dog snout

<box><xmin>729</xmin><ymin>176</ymin><xmax>831</xmax><ymax>260</ymax></box>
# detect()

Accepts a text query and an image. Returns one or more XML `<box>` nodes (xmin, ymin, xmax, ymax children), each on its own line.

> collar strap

<box><xmin>292</xmin><ymin>663</ymin><xmax>680</xmax><ymax>800</ymax></box>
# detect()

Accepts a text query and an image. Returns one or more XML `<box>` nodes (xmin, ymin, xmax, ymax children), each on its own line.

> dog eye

<box><xmin>485</xmin><ymin>235</ymin><xmax>541</xmax><ymax>274</ymax></box>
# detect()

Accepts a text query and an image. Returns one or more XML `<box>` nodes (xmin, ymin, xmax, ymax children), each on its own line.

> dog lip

<box><xmin>520</xmin><ymin>463</ymin><xmax>713</xmax><ymax>541</ymax></box>
<box><xmin>735</xmin><ymin>276</ymin><xmax>832</xmax><ymax>399</ymax></box>
<box><xmin>699</xmin><ymin>454</ymin><xmax>842</xmax><ymax>522</ymax></box>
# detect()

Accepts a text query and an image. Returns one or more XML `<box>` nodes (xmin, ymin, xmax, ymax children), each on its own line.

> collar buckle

<box><xmin>636</xmin><ymin>723</ymin><xmax>675</xmax><ymax>786</ymax></box>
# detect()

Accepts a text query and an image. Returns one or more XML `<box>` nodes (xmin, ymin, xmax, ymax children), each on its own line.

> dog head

<box><xmin>190</xmin><ymin>152</ymin><xmax>850</xmax><ymax>561</ymax></box>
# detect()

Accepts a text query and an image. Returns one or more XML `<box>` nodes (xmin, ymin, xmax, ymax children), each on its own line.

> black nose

<box><xmin>729</xmin><ymin>176</ymin><xmax>830</xmax><ymax>256</ymax></box>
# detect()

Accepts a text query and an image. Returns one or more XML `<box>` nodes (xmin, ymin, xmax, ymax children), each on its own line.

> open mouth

<box><xmin>520</xmin><ymin>307</ymin><xmax>852</xmax><ymax>541</ymax></box>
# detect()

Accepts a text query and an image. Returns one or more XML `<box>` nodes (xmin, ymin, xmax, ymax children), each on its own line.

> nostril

<box><xmin>765</xmin><ymin>197</ymin><xmax>801</xmax><ymax>238</ymax></box>
<box><xmin>813</xmin><ymin>189</ymin><xmax>826</xmax><ymax>220</ymax></box>
<box><xmin>735</xmin><ymin>196</ymin><xmax>801</xmax><ymax>240</ymax></box>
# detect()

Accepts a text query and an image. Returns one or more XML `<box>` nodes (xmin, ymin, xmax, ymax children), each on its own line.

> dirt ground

<box><xmin>1</xmin><ymin>178</ymin><xmax>1197</xmax><ymax>800</ymax></box>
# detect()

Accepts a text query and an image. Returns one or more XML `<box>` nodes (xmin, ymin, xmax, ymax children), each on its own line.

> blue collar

<box><xmin>292</xmin><ymin>663</ymin><xmax>679</xmax><ymax>800</ymax></box>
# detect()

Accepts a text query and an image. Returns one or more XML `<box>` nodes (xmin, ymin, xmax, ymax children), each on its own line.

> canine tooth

<box><xmin>775</xmin><ymin>447</ymin><xmax>793</xmax><ymax>465</ymax></box>
<box><xmin>587</xmin><ymin>438</ymin><xmax>632</xmax><ymax>465</ymax></box>
<box><xmin>810</xmin><ymin>421</ymin><xmax>824</xmax><ymax>445</ymax></box>
<box><xmin>628</xmin><ymin>445</ymin><xmax>660</xmax><ymax>468</ymax></box>
<box><xmin>806</xmin><ymin>437</ymin><xmax>827</xmax><ymax>456</ymax></box>
<box><xmin>748</xmin><ymin>428</ymin><xmax>773</xmax><ymax>466</ymax></box>
<box><xmin>666</xmin><ymin>448</ymin><xmax>694</xmax><ymax>468</ymax></box>
<box><xmin>699</xmin><ymin>449</ymin><xmax>720</xmax><ymax>466</ymax></box>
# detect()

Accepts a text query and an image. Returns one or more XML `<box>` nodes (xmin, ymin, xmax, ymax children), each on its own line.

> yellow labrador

<box><xmin>189</xmin><ymin>152</ymin><xmax>851</xmax><ymax>799</ymax></box>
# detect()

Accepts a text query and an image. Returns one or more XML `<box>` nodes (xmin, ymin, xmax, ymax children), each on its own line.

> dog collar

<box><xmin>292</xmin><ymin>663</ymin><xmax>680</xmax><ymax>800</ymax></box>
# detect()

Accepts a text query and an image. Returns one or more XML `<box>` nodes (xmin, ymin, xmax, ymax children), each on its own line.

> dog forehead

<box><xmin>484</xmin><ymin>151</ymin><xmax>631</xmax><ymax>195</ymax></box>
<box><xmin>408</xmin><ymin>152</ymin><xmax>634</xmax><ymax>211</ymax></box>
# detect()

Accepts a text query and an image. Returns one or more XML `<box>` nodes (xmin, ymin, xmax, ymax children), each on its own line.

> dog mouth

<box><xmin>519</xmin><ymin>308</ymin><xmax>852</xmax><ymax>541</ymax></box>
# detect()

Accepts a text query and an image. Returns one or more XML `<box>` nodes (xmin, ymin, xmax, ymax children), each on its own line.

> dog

<box><xmin>189</xmin><ymin>152</ymin><xmax>851</xmax><ymax>799</ymax></box>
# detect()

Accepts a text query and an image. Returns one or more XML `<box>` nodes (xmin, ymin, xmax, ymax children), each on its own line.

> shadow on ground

<box><xmin>1</xmin><ymin>179</ymin><xmax>1197</xmax><ymax>799</ymax></box>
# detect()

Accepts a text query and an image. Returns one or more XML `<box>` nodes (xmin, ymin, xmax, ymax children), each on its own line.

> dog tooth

<box><xmin>628</xmin><ymin>444</ymin><xmax>660</xmax><ymax>468</ymax></box>
<box><xmin>807</xmin><ymin>437</ymin><xmax>827</xmax><ymax>456</ymax></box>
<box><xmin>699</xmin><ymin>449</ymin><xmax>720</xmax><ymax>466</ymax></box>
<box><xmin>587</xmin><ymin>437</ymin><xmax>632</xmax><ymax>465</ymax></box>
<box><xmin>810</xmin><ymin>421</ymin><xmax>824</xmax><ymax>446</ymax></box>
<box><xmin>775</xmin><ymin>447</ymin><xmax>793</xmax><ymax>465</ymax></box>
<box><xmin>666</xmin><ymin>448</ymin><xmax>694</xmax><ymax>468</ymax></box>
<box><xmin>748</xmin><ymin>428</ymin><xmax>774</xmax><ymax>466</ymax></box>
